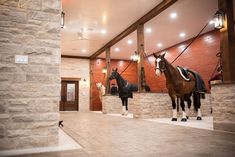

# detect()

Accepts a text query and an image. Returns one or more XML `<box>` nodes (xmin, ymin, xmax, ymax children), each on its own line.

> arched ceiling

<box><xmin>61</xmin><ymin>0</ymin><xmax>218</xmax><ymax>60</ymax></box>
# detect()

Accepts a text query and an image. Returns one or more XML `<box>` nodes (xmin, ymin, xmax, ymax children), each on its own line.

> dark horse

<box><xmin>153</xmin><ymin>53</ymin><xmax>206</xmax><ymax>121</ymax></box>
<box><xmin>109</xmin><ymin>68</ymin><xmax>138</xmax><ymax>116</ymax></box>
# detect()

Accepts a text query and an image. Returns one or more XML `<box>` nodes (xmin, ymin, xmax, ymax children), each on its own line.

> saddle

<box><xmin>177</xmin><ymin>66</ymin><xmax>191</xmax><ymax>81</ymax></box>
<box><xmin>177</xmin><ymin>66</ymin><xmax>207</xmax><ymax>95</ymax></box>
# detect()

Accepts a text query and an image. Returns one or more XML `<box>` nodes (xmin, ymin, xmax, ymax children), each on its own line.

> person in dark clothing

<box><xmin>110</xmin><ymin>83</ymin><xmax>118</xmax><ymax>95</ymax></box>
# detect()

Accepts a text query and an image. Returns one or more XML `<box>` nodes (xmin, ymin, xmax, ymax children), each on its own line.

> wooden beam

<box><xmin>61</xmin><ymin>55</ymin><xmax>90</xmax><ymax>59</ymax></box>
<box><xmin>105</xmin><ymin>47</ymin><xmax>111</xmax><ymax>94</ymax></box>
<box><xmin>219</xmin><ymin>0</ymin><xmax>235</xmax><ymax>82</ymax></box>
<box><xmin>90</xmin><ymin>0</ymin><xmax>177</xmax><ymax>59</ymax></box>
<box><xmin>137</xmin><ymin>24</ymin><xmax>145</xmax><ymax>92</ymax></box>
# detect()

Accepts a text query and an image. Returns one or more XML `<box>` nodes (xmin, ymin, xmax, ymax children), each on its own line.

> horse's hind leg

<box><xmin>180</xmin><ymin>97</ymin><xmax>187</xmax><ymax>122</ymax></box>
<box><xmin>193</xmin><ymin>92</ymin><xmax>202</xmax><ymax>120</ymax></box>
<box><xmin>170</xmin><ymin>95</ymin><xmax>177</xmax><ymax>121</ymax></box>
<box><xmin>197</xmin><ymin>94</ymin><xmax>202</xmax><ymax>120</ymax></box>
<box><xmin>184</xmin><ymin>93</ymin><xmax>192</xmax><ymax>119</ymax></box>
<box><xmin>121</xmin><ymin>97</ymin><xmax>126</xmax><ymax>115</ymax></box>
<box><xmin>124</xmin><ymin>98</ymin><xmax>128</xmax><ymax>116</ymax></box>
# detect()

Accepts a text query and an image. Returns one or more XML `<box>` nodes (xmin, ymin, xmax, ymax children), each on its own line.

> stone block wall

<box><xmin>61</xmin><ymin>58</ymin><xmax>90</xmax><ymax>111</ymax></box>
<box><xmin>102</xmin><ymin>93</ymin><xmax>212</xmax><ymax>119</ymax></box>
<box><xmin>211</xmin><ymin>83</ymin><xmax>235</xmax><ymax>133</ymax></box>
<box><xmin>0</xmin><ymin>0</ymin><xmax>61</xmax><ymax>150</ymax></box>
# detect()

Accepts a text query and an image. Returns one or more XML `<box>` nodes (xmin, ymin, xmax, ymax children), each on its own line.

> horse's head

<box><xmin>96</xmin><ymin>82</ymin><xmax>103</xmax><ymax>90</ymax></box>
<box><xmin>109</xmin><ymin>68</ymin><xmax>119</xmax><ymax>80</ymax></box>
<box><xmin>153</xmin><ymin>52</ymin><xmax>166</xmax><ymax>76</ymax></box>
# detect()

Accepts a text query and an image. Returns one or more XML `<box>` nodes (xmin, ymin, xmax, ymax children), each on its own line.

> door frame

<box><xmin>60</xmin><ymin>77</ymin><xmax>80</xmax><ymax>111</ymax></box>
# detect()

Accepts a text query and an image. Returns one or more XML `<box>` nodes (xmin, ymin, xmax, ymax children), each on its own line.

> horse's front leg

<box><xmin>170</xmin><ymin>96</ymin><xmax>177</xmax><ymax>121</ymax></box>
<box><xmin>121</xmin><ymin>97</ymin><xmax>126</xmax><ymax>115</ymax></box>
<box><xmin>180</xmin><ymin>97</ymin><xmax>187</xmax><ymax>122</ymax></box>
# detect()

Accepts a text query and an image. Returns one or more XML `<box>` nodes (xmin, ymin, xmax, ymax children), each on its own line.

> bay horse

<box><xmin>109</xmin><ymin>68</ymin><xmax>138</xmax><ymax>116</ymax></box>
<box><xmin>153</xmin><ymin>53</ymin><xmax>206</xmax><ymax>121</ymax></box>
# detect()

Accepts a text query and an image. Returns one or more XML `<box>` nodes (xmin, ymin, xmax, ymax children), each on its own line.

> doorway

<box><xmin>60</xmin><ymin>78</ymin><xmax>80</xmax><ymax>111</ymax></box>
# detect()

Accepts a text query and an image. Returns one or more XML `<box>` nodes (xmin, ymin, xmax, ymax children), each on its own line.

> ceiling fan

<box><xmin>72</xmin><ymin>28</ymin><xmax>96</xmax><ymax>41</ymax></box>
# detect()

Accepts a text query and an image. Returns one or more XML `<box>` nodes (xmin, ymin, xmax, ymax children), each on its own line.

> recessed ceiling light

<box><xmin>170</xmin><ymin>12</ymin><xmax>177</xmax><ymax>19</ymax></box>
<box><xmin>101</xmin><ymin>29</ymin><xmax>107</xmax><ymax>34</ymax></box>
<box><xmin>157</xmin><ymin>43</ymin><xmax>163</xmax><ymax>47</ymax></box>
<box><xmin>81</xmin><ymin>49</ymin><xmax>86</xmax><ymax>53</ymax></box>
<box><xmin>115</xmin><ymin>48</ymin><xmax>120</xmax><ymax>52</ymax></box>
<box><xmin>127</xmin><ymin>39</ymin><xmax>133</xmax><ymax>44</ymax></box>
<box><xmin>179</xmin><ymin>32</ymin><xmax>186</xmax><ymax>37</ymax></box>
<box><xmin>178</xmin><ymin>44</ymin><xmax>185</xmax><ymax>51</ymax></box>
<box><xmin>146</xmin><ymin>28</ymin><xmax>152</xmax><ymax>33</ymax></box>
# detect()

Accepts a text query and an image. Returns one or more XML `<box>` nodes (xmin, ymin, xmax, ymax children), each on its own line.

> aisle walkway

<box><xmin>16</xmin><ymin>112</ymin><xmax>235</xmax><ymax>157</ymax></box>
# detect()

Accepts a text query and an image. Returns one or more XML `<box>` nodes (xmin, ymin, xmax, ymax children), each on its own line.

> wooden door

<box><xmin>60</xmin><ymin>80</ymin><xmax>79</xmax><ymax>111</ymax></box>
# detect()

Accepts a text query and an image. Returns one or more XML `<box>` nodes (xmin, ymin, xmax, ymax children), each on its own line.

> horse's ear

<box><xmin>153</xmin><ymin>53</ymin><xmax>158</xmax><ymax>58</ymax></box>
<box><xmin>161</xmin><ymin>52</ymin><xmax>166</xmax><ymax>58</ymax></box>
<box><xmin>115</xmin><ymin>68</ymin><xmax>118</xmax><ymax>71</ymax></box>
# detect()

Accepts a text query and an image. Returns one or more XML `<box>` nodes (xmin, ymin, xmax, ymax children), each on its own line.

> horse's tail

<box><xmin>193</xmin><ymin>92</ymin><xmax>199</xmax><ymax>111</ymax></box>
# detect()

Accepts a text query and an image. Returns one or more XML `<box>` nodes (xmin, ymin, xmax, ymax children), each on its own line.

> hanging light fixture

<box><xmin>102</xmin><ymin>67</ymin><xmax>107</xmax><ymax>74</ymax></box>
<box><xmin>61</xmin><ymin>11</ymin><xmax>65</xmax><ymax>28</ymax></box>
<box><xmin>213</xmin><ymin>10</ymin><xmax>225</xmax><ymax>29</ymax></box>
<box><xmin>131</xmin><ymin>51</ymin><xmax>140</xmax><ymax>62</ymax></box>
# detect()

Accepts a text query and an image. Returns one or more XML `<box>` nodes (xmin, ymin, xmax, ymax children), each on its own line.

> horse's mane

<box><xmin>115</xmin><ymin>72</ymin><xmax>127</xmax><ymax>91</ymax></box>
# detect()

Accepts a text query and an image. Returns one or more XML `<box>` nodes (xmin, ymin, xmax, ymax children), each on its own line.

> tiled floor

<box><xmin>12</xmin><ymin>112</ymin><xmax>235</xmax><ymax>157</ymax></box>
<box><xmin>0</xmin><ymin>129</ymin><xmax>82</xmax><ymax>157</ymax></box>
<box><xmin>145</xmin><ymin>117</ymin><xmax>213</xmax><ymax>130</ymax></box>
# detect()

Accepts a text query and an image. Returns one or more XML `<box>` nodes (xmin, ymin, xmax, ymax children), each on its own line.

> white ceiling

<box><xmin>61</xmin><ymin>0</ymin><xmax>218</xmax><ymax>60</ymax></box>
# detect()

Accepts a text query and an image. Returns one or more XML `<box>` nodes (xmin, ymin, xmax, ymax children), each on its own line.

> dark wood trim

<box><xmin>90</xmin><ymin>0</ymin><xmax>177</xmax><ymax>59</ymax></box>
<box><xmin>61</xmin><ymin>55</ymin><xmax>90</xmax><ymax>59</ymax></box>
<box><xmin>61</xmin><ymin>77</ymin><xmax>81</xmax><ymax>81</ymax></box>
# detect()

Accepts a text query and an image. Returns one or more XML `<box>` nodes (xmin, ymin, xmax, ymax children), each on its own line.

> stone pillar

<box><xmin>0</xmin><ymin>0</ymin><xmax>61</xmax><ymax>149</ymax></box>
<box><xmin>211</xmin><ymin>83</ymin><xmax>235</xmax><ymax>133</ymax></box>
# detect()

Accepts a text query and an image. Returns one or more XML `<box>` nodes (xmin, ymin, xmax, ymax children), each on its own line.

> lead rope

<box><xmin>119</xmin><ymin>60</ymin><xmax>133</xmax><ymax>75</ymax></box>
<box><xmin>170</xmin><ymin>22</ymin><xmax>209</xmax><ymax>64</ymax></box>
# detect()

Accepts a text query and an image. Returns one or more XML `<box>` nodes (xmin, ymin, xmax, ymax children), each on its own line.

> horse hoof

<box><xmin>197</xmin><ymin>117</ymin><xmax>202</xmax><ymax>120</ymax></box>
<box><xmin>124</xmin><ymin>111</ymin><xmax>128</xmax><ymax>116</ymax></box>
<box><xmin>171</xmin><ymin>118</ymin><xmax>177</xmax><ymax>121</ymax></box>
<box><xmin>186</xmin><ymin>116</ymin><xmax>189</xmax><ymax>119</ymax></box>
<box><xmin>181</xmin><ymin>118</ymin><xmax>187</xmax><ymax>122</ymax></box>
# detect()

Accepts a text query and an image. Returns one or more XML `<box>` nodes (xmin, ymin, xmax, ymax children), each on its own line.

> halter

<box><xmin>155</xmin><ymin>58</ymin><xmax>166</xmax><ymax>73</ymax></box>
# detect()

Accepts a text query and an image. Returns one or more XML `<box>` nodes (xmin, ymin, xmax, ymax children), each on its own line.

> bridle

<box><xmin>155</xmin><ymin>58</ymin><xmax>166</xmax><ymax>73</ymax></box>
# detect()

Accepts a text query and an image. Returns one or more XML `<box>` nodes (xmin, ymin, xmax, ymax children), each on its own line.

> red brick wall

<box><xmin>144</xmin><ymin>30</ymin><xmax>220</xmax><ymax>92</ymax></box>
<box><xmin>90</xmin><ymin>30</ymin><xmax>220</xmax><ymax>110</ymax></box>
<box><xmin>90</xmin><ymin>59</ymin><xmax>137</xmax><ymax>111</ymax></box>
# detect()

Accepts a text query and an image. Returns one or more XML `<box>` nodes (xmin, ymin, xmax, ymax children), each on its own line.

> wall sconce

<box><xmin>131</xmin><ymin>51</ymin><xmax>140</xmax><ymax>62</ymax></box>
<box><xmin>61</xmin><ymin>11</ymin><xmax>65</xmax><ymax>28</ymax></box>
<box><xmin>102</xmin><ymin>67</ymin><xmax>107</xmax><ymax>74</ymax></box>
<box><xmin>213</xmin><ymin>10</ymin><xmax>225</xmax><ymax>29</ymax></box>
